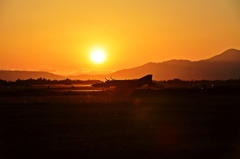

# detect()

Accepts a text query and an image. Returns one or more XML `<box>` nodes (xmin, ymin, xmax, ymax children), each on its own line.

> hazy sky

<box><xmin>1</xmin><ymin>0</ymin><xmax>240</xmax><ymax>75</ymax></box>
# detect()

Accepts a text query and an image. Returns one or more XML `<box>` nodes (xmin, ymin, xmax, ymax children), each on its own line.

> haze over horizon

<box><xmin>1</xmin><ymin>48</ymin><xmax>240</xmax><ymax>81</ymax></box>
<box><xmin>1</xmin><ymin>48</ymin><xmax>240</xmax><ymax>77</ymax></box>
<box><xmin>1</xmin><ymin>0</ymin><xmax>240</xmax><ymax>75</ymax></box>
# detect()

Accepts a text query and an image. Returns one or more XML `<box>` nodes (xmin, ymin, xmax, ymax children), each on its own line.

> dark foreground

<box><xmin>0</xmin><ymin>88</ymin><xmax>240</xmax><ymax>159</ymax></box>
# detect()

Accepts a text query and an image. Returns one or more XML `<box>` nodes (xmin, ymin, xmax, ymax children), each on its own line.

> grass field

<box><xmin>0</xmin><ymin>88</ymin><xmax>240</xmax><ymax>159</ymax></box>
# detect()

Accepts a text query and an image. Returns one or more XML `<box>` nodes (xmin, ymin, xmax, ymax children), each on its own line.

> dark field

<box><xmin>0</xmin><ymin>87</ymin><xmax>240</xmax><ymax>159</ymax></box>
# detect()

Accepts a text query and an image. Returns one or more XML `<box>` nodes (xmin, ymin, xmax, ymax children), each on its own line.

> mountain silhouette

<box><xmin>208</xmin><ymin>48</ymin><xmax>240</xmax><ymax>62</ymax></box>
<box><xmin>0</xmin><ymin>70</ymin><xmax>65</xmax><ymax>81</ymax></box>
<box><xmin>1</xmin><ymin>49</ymin><xmax>240</xmax><ymax>81</ymax></box>
<box><xmin>109</xmin><ymin>48</ymin><xmax>240</xmax><ymax>80</ymax></box>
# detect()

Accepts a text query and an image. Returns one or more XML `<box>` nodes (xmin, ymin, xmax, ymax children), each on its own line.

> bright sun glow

<box><xmin>90</xmin><ymin>48</ymin><xmax>106</xmax><ymax>64</ymax></box>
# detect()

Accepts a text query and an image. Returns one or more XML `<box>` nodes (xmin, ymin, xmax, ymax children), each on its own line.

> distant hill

<box><xmin>67</xmin><ymin>74</ymin><xmax>106</xmax><ymax>81</ymax></box>
<box><xmin>208</xmin><ymin>48</ymin><xmax>240</xmax><ymax>62</ymax></box>
<box><xmin>0</xmin><ymin>70</ymin><xmax>65</xmax><ymax>81</ymax></box>
<box><xmin>1</xmin><ymin>49</ymin><xmax>240</xmax><ymax>81</ymax></box>
<box><xmin>109</xmin><ymin>49</ymin><xmax>240</xmax><ymax>80</ymax></box>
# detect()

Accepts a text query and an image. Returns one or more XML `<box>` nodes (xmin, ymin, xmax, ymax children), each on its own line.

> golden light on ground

<box><xmin>90</xmin><ymin>48</ymin><xmax>106</xmax><ymax>64</ymax></box>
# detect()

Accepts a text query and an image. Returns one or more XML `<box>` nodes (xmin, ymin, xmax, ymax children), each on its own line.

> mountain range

<box><xmin>1</xmin><ymin>49</ymin><xmax>240</xmax><ymax>81</ymax></box>
<box><xmin>109</xmin><ymin>49</ymin><xmax>240</xmax><ymax>80</ymax></box>
<box><xmin>0</xmin><ymin>70</ymin><xmax>65</xmax><ymax>81</ymax></box>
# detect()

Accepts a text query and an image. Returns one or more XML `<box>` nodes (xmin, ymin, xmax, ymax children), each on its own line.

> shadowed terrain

<box><xmin>0</xmin><ymin>87</ymin><xmax>240</xmax><ymax>159</ymax></box>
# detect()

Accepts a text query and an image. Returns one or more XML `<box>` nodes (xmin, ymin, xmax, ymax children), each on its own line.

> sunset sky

<box><xmin>1</xmin><ymin>0</ymin><xmax>240</xmax><ymax>75</ymax></box>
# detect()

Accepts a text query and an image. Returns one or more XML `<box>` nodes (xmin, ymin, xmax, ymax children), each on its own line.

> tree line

<box><xmin>0</xmin><ymin>78</ymin><xmax>101</xmax><ymax>85</ymax></box>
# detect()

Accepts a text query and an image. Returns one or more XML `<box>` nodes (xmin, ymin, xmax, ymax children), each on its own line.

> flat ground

<box><xmin>0</xmin><ymin>87</ymin><xmax>240</xmax><ymax>159</ymax></box>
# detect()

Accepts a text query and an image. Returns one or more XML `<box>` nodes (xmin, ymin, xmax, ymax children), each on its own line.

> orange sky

<box><xmin>1</xmin><ymin>0</ymin><xmax>240</xmax><ymax>75</ymax></box>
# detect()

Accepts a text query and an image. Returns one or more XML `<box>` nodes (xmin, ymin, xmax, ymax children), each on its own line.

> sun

<box><xmin>90</xmin><ymin>48</ymin><xmax>106</xmax><ymax>64</ymax></box>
